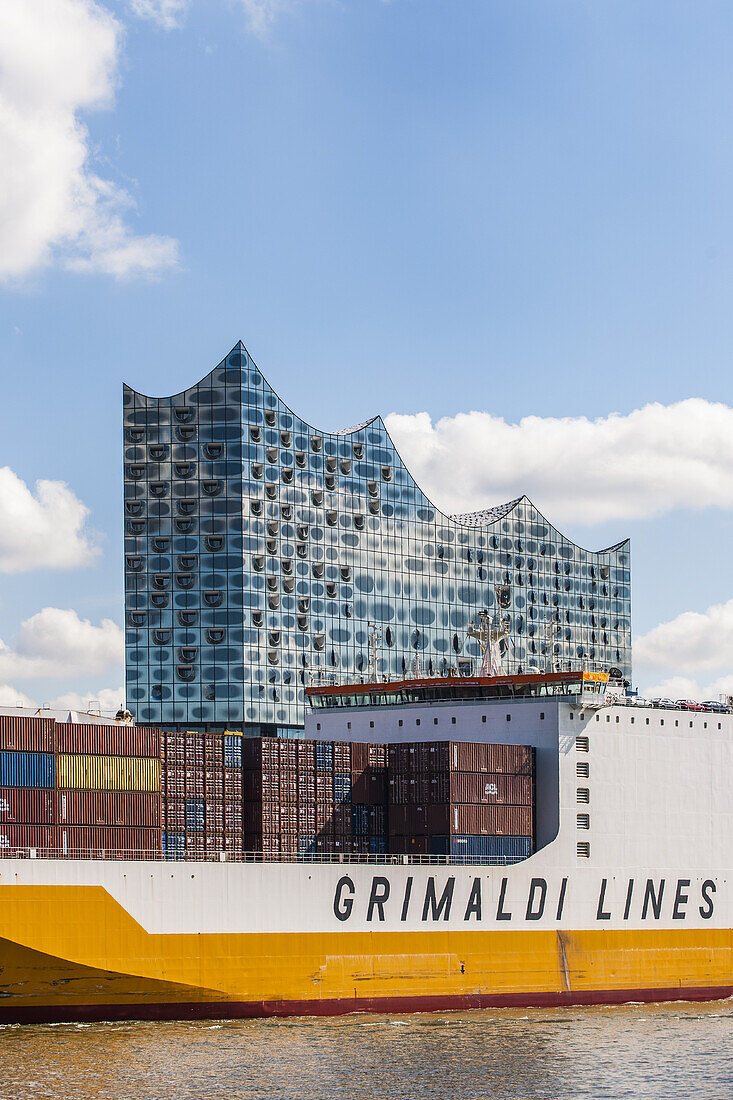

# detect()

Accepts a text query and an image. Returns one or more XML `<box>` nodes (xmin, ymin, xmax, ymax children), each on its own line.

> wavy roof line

<box><xmin>449</xmin><ymin>499</ymin><xmax>525</xmax><ymax>526</ymax></box>
<box><xmin>125</xmin><ymin>341</ymin><xmax>629</xmax><ymax>557</ymax></box>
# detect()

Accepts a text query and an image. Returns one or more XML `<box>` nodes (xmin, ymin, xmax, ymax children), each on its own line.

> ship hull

<box><xmin>0</xmin><ymin>862</ymin><xmax>730</xmax><ymax>1024</ymax></box>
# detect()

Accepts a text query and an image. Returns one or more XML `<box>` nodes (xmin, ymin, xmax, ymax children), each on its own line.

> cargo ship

<box><xmin>0</xmin><ymin>666</ymin><xmax>730</xmax><ymax>1023</ymax></box>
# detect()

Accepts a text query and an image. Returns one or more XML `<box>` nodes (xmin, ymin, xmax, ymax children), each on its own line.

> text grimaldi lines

<box><xmin>333</xmin><ymin>875</ymin><xmax>719</xmax><ymax>924</ymax></box>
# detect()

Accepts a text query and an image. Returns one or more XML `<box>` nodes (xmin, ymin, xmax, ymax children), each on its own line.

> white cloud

<box><xmin>0</xmin><ymin>467</ymin><xmax>100</xmax><ymax>574</ymax></box>
<box><xmin>634</xmin><ymin>598</ymin><xmax>733</xmax><ymax>673</ymax></box>
<box><xmin>639</xmin><ymin>676</ymin><xmax>702</xmax><ymax>702</ymax></box>
<box><xmin>130</xmin><ymin>0</ymin><xmax>297</xmax><ymax>35</ymax></box>
<box><xmin>129</xmin><ymin>0</ymin><xmax>189</xmax><ymax>30</ymax></box>
<box><xmin>237</xmin><ymin>0</ymin><xmax>291</xmax><ymax>35</ymax></box>
<box><xmin>0</xmin><ymin>0</ymin><xmax>179</xmax><ymax>280</ymax></box>
<box><xmin>0</xmin><ymin>684</ymin><xmax>36</xmax><ymax>709</ymax></box>
<box><xmin>0</xmin><ymin>608</ymin><xmax>123</xmax><ymax>681</ymax></box>
<box><xmin>635</xmin><ymin>599</ymin><xmax>733</xmax><ymax>702</ymax></box>
<box><xmin>50</xmin><ymin>685</ymin><xmax>126</xmax><ymax>713</ymax></box>
<box><xmin>384</xmin><ymin>398</ymin><xmax>733</xmax><ymax>526</ymax></box>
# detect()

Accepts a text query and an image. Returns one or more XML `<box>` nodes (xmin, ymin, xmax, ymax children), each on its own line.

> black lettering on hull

<box><xmin>596</xmin><ymin>878</ymin><xmax>611</xmax><ymax>921</ymax></box>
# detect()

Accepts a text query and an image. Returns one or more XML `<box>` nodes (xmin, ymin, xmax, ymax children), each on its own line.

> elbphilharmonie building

<box><xmin>124</xmin><ymin>343</ymin><xmax>631</xmax><ymax>732</ymax></box>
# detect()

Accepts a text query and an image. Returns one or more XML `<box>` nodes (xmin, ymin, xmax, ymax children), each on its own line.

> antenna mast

<box><xmin>467</xmin><ymin>610</ymin><xmax>511</xmax><ymax>676</ymax></box>
<box><xmin>367</xmin><ymin>622</ymin><xmax>382</xmax><ymax>681</ymax></box>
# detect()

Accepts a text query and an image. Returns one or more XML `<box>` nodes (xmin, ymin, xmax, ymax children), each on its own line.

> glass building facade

<box><xmin>124</xmin><ymin>343</ymin><xmax>632</xmax><ymax>731</ymax></box>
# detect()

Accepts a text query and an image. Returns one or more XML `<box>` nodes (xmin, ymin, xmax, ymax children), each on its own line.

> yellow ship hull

<box><xmin>0</xmin><ymin>882</ymin><xmax>730</xmax><ymax>1022</ymax></box>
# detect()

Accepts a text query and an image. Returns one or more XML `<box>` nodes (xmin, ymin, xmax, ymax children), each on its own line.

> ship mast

<box><xmin>367</xmin><ymin>622</ymin><xmax>383</xmax><ymax>681</ymax></box>
<box><xmin>467</xmin><ymin>610</ymin><xmax>511</xmax><ymax>676</ymax></box>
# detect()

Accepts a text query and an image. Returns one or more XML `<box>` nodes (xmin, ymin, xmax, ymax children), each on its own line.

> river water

<box><xmin>0</xmin><ymin>1002</ymin><xmax>730</xmax><ymax>1099</ymax></box>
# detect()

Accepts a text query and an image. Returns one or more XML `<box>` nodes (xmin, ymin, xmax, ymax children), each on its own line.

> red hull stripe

<box><xmin>1</xmin><ymin>986</ymin><xmax>732</xmax><ymax>1025</ymax></box>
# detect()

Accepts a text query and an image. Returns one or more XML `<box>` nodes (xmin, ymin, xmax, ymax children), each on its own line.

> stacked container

<box><xmin>239</xmin><ymin>739</ymin><xmax>390</xmax><ymax>857</ymax></box>
<box><xmin>0</xmin><ymin>715</ymin><xmax>162</xmax><ymax>857</ymax></box>
<box><xmin>55</xmin><ymin>723</ymin><xmax>161</xmax><ymax>856</ymax></box>
<box><xmin>0</xmin><ymin>715</ymin><xmax>56</xmax><ymax>852</ymax></box>
<box><xmin>161</xmin><ymin>730</ymin><xmax>245</xmax><ymax>857</ymax></box>
<box><xmin>350</xmin><ymin>742</ymin><xmax>388</xmax><ymax>854</ymax></box>
<box><xmin>387</xmin><ymin>740</ymin><xmax>535</xmax><ymax>861</ymax></box>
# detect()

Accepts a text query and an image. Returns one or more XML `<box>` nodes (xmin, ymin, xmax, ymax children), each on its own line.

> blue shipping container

<box><xmin>162</xmin><ymin>831</ymin><xmax>186</xmax><ymax>851</ymax></box>
<box><xmin>162</xmin><ymin>832</ymin><xmax>186</xmax><ymax>860</ymax></box>
<box><xmin>334</xmin><ymin>774</ymin><xmax>352</xmax><ymax>802</ymax></box>
<box><xmin>369</xmin><ymin>836</ymin><xmax>387</xmax><ymax>854</ymax></box>
<box><xmin>352</xmin><ymin>804</ymin><xmax>369</xmax><ymax>835</ymax></box>
<box><xmin>0</xmin><ymin>751</ymin><xmax>55</xmax><ymax>789</ymax></box>
<box><xmin>223</xmin><ymin>735</ymin><xmax>242</xmax><ymax>767</ymax></box>
<box><xmin>429</xmin><ymin>835</ymin><xmax>450</xmax><ymax>856</ymax></box>
<box><xmin>185</xmin><ymin>797</ymin><xmax>205</xmax><ymax>831</ymax></box>
<box><xmin>315</xmin><ymin>741</ymin><xmax>334</xmax><ymax>772</ymax></box>
<box><xmin>449</xmin><ymin>835</ymin><xmax>533</xmax><ymax>861</ymax></box>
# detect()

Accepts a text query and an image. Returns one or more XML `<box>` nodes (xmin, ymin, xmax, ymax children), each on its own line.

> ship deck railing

<box><xmin>0</xmin><ymin>847</ymin><xmax>530</xmax><ymax>867</ymax></box>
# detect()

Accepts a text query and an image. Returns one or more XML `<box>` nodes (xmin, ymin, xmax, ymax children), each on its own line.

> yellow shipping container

<box><xmin>56</xmin><ymin>755</ymin><xmax>161</xmax><ymax>792</ymax></box>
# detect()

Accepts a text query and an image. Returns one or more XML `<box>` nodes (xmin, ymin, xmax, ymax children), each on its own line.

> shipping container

<box><xmin>0</xmin><ymin>751</ymin><xmax>55</xmax><ymax>789</ymax></box>
<box><xmin>0</xmin><ymin>824</ymin><xmax>55</xmax><ymax>852</ymax></box>
<box><xmin>55</xmin><ymin>724</ymin><xmax>160</xmax><ymax>759</ymax></box>
<box><xmin>0</xmin><ymin>788</ymin><xmax>54</xmax><ymax>823</ymax></box>
<box><xmin>162</xmin><ymin>831</ymin><xmax>186</xmax><ymax>858</ymax></box>
<box><xmin>56</xmin><ymin>826</ymin><xmax>161</xmax><ymax>857</ymax></box>
<box><xmin>185</xmin><ymin>797</ymin><xmax>205</xmax><ymax>831</ymax></box>
<box><xmin>223</xmin><ymin>734</ymin><xmax>243</xmax><ymax>767</ymax></box>
<box><xmin>297</xmin><ymin>739</ymin><xmax>315</xmax><ymax>768</ymax></box>
<box><xmin>350</xmin><ymin>742</ymin><xmax>369</xmax><ymax>773</ymax></box>
<box><xmin>436</xmin><ymin>834</ymin><xmax>534</xmax><ymax>861</ymax></box>
<box><xmin>0</xmin><ymin>715</ymin><xmax>55</xmax><ymax>753</ymax></box>
<box><xmin>389</xmin><ymin>741</ymin><xmax>533</xmax><ymax>775</ymax></box>
<box><xmin>388</xmin><ymin>802</ymin><xmax>533</xmax><ymax>837</ymax></box>
<box><xmin>389</xmin><ymin>835</ymin><xmax>429</xmax><ymax>855</ymax></box>
<box><xmin>423</xmin><ymin>772</ymin><xmax>533</xmax><ymax>806</ymax></box>
<box><xmin>352</xmin><ymin>803</ymin><xmax>369</xmax><ymax>835</ymax></box>
<box><xmin>448</xmin><ymin>803</ymin><xmax>533</xmax><ymax>836</ymax></box>
<box><xmin>55</xmin><ymin>790</ymin><xmax>161</xmax><ymax>827</ymax></box>
<box><xmin>334</xmin><ymin>775</ymin><xmax>352</xmax><ymax>803</ymax></box>
<box><xmin>56</xmin><ymin>754</ymin><xmax>160</xmax><ymax>792</ymax></box>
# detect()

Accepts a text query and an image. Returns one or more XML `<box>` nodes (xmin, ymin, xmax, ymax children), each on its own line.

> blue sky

<box><xmin>1</xmin><ymin>0</ymin><xmax>732</xmax><ymax>709</ymax></box>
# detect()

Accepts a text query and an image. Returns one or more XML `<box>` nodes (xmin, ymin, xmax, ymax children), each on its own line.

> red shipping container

<box><xmin>297</xmin><ymin>739</ymin><xmax>315</xmax><ymax>768</ymax></box>
<box><xmin>56</xmin><ymin>790</ymin><xmax>161</xmax><ymax>827</ymax></box>
<box><xmin>0</xmin><ymin>823</ymin><xmax>55</xmax><ymax>851</ymax></box>
<box><xmin>279</xmin><ymin>741</ymin><xmax>298</xmax><ymax>765</ymax></box>
<box><xmin>447</xmin><ymin>804</ymin><xmax>534</xmax><ymax>836</ymax></box>
<box><xmin>0</xmin><ymin>714</ymin><xmax>55</xmax><ymax>753</ymax></box>
<box><xmin>431</xmin><ymin>741</ymin><xmax>533</xmax><ymax>775</ymax></box>
<box><xmin>368</xmin><ymin>744</ymin><xmax>387</xmax><ymax>768</ymax></box>
<box><xmin>55</xmin><ymin>723</ymin><xmax>160</xmax><ymax>759</ymax></box>
<box><xmin>443</xmin><ymin>772</ymin><xmax>533</xmax><ymax>805</ymax></box>
<box><xmin>0</xmin><ymin>788</ymin><xmax>54</xmax><ymax>824</ymax></box>
<box><xmin>56</xmin><ymin>825</ymin><xmax>161</xmax><ymax>856</ymax></box>
<box><xmin>316</xmin><ymin>776</ymin><xmax>334</xmax><ymax>799</ymax></box>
